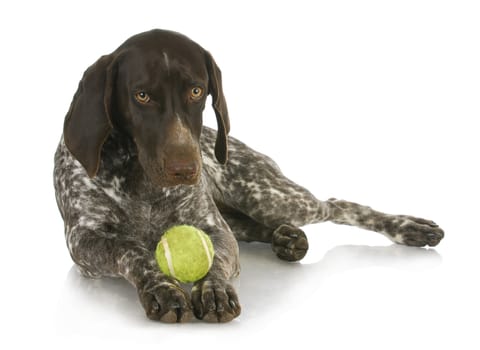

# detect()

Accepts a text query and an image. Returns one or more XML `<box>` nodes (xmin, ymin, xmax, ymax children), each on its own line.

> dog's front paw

<box><xmin>272</xmin><ymin>224</ymin><xmax>309</xmax><ymax>261</ymax></box>
<box><xmin>388</xmin><ymin>215</ymin><xmax>445</xmax><ymax>247</ymax></box>
<box><xmin>138</xmin><ymin>277</ymin><xmax>193</xmax><ymax>323</ymax></box>
<box><xmin>192</xmin><ymin>279</ymin><xmax>241</xmax><ymax>323</ymax></box>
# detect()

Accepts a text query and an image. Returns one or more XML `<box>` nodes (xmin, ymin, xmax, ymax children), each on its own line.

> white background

<box><xmin>1</xmin><ymin>0</ymin><xmax>479</xmax><ymax>349</ymax></box>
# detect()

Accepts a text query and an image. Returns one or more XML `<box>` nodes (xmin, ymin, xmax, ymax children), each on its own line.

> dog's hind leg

<box><xmin>202</xmin><ymin>129</ymin><xmax>444</xmax><ymax>262</ymax></box>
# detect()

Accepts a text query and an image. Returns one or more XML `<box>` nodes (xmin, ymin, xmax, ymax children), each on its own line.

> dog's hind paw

<box><xmin>388</xmin><ymin>215</ymin><xmax>445</xmax><ymax>247</ymax></box>
<box><xmin>271</xmin><ymin>224</ymin><xmax>309</xmax><ymax>262</ymax></box>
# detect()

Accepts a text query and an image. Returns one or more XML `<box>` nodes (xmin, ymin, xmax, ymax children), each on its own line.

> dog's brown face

<box><xmin>113</xmin><ymin>32</ymin><xmax>210</xmax><ymax>186</ymax></box>
<box><xmin>63</xmin><ymin>30</ymin><xmax>229</xmax><ymax>187</ymax></box>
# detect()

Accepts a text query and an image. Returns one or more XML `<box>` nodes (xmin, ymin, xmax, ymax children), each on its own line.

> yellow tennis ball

<box><xmin>155</xmin><ymin>225</ymin><xmax>215</xmax><ymax>283</ymax></box>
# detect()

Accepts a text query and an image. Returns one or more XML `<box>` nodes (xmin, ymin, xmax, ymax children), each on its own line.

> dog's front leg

<box><xmin>190</xmin><ymin>227</ymin><xmax>241</xmax><ymax>323</ymax></box>
<box><xmin>190</xmin><ymin>218</ymin><xmax>241</xmax><ymax>323</ymax></box>
<box><xmin>174</xmin><ymin>188</ymin><xmax>241</xmax><ymax>323</ymax></box>
<box><xmin>67</xmin><ymin>225</ymin><xmax>194</xmax><ymax>323</ymax></box>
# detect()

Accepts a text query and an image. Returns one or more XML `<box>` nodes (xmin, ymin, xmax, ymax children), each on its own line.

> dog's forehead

<box><xmin>118</xmin><ymin>30</ymin><xmax>208</xmax><ymax>80</ymax></box>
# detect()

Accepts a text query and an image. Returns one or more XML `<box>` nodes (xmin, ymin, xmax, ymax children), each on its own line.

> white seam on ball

<box><xmin>196</xmin><ymin>230</ymin><xmax>213</xmax><ymax>267</ymax></box>
<box><xmin>162</xmin><ymin>238</ymin><xmax>176</xmax><ymax>278</ymax></box>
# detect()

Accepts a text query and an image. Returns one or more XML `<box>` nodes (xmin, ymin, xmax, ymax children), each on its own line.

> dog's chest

<box><xmin>104</xmin><ymin>174</ymin><xmax>202</xmax><ymax>245</ymax></box>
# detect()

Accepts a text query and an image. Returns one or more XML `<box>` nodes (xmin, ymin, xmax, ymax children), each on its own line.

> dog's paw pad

<box><xmin>272</xmin><ymin>224</ymin><xmax>309</xmax><ymax>262</ymax></box>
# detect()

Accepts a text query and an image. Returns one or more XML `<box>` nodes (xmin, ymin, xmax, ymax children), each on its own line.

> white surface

<box><xmin>1</xmin><ymin>1</ymin><xmax>479</xmax><ymax>349</ymax></box>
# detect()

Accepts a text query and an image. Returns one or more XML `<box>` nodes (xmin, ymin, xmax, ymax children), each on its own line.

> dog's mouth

<box><xmin>147</xmin><ymin>166</ymin><xmax>201</xmax><ymax>187</ymax></box>
<box><xmin>138</xmin><ymin>154</ymin><xmax>201</xmax><ymax>187</ymax></box>
<box><xmin>162</xmin><ymin>163</ymin><xmax>201</xmax><ymax>187</ymax></box>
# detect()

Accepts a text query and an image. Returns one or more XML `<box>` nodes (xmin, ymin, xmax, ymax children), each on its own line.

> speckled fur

<box><xmin>54</xmin><ymin>31</ymin><xmax>444</xmax><ymax>324</ymax></box>
<box><xmin>54</xmin><ymin>126</ymin><xmax>444</xmax><ymax>322</ymax></box>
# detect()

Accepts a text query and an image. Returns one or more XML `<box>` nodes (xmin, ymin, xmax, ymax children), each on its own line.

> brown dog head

<box><xmin>63</xmin><ymin>29</ymin><xmax>229</xmax><ymax>187</ymax></box>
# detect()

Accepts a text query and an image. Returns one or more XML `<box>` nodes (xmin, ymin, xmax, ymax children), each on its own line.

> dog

<box><xmin>54</xmin><ymin>29</ymin><xmax>444</xmax><ymax>323</ymax></box>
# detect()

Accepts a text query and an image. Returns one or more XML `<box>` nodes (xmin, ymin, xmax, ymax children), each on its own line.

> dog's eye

<box><xmin>190</xmin><ymin>87</ymin><xmax>204</xmax><ymax>100</ymax></box>
<box><xmin>135</xmin><ymin>91</ymin><xmax>150</xmax><ymax>104</ymax></box>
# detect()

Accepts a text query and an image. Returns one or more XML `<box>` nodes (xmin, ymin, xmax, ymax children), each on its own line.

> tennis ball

<box><xmin>155</xmin><ymin>225</ymin><xmax>214</xmax><ymax>283</ymax></box>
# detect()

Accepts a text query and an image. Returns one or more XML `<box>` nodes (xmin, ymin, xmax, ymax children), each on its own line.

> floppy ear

<box><xmin>63</xmin><ymin>55</ymin><xmax>116</xmax><ymax>177</ymax></box>
<box><xmin>205</xmin><ymin>51</ymin><xmax>230</xmax><ymax>164</ymax></box>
